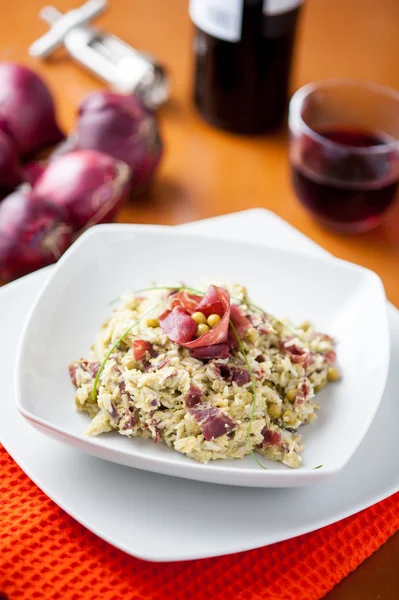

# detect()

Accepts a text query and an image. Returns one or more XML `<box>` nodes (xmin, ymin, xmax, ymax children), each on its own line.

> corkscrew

<box><xmin>29</xmin><ymin>0</ymin><xmax>169</xmax><ymax>109</ymax></box>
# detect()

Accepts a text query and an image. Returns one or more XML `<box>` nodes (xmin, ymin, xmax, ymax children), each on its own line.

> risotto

<box><xmin>69</xmin><ymin>281</ymin><xmax>339</xmax><ymax>468</ymax></box>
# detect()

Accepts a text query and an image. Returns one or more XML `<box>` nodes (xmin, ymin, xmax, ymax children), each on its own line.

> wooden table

<box><xmin>1</xmin><ymin>0</ymin><xmax>398</xmax><ymax>597</ymax></box>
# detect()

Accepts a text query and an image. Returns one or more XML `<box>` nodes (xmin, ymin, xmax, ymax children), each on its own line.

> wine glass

<box><xmin>288</xmin><ymin>80</ymin><xmax>399</xmax><ymax>233</ymax></box>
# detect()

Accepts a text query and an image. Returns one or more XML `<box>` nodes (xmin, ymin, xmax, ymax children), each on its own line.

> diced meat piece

<box><xmin>125</xmin><ymin>415</ymin><xmax>136</xmax><ymax>429</ymax></box>
<box><xmin>143</xmin><ymin>356</ymin><xmax>170</xmax><ymax>372</ymax></box>
<box><xmin>154</xmin><ymin>357</ymin><xmax>170</xmax><ymax>370</ymax></box>
<box><xmin>189</xmin><ymin>344</ymin><xmax>230</xmax><ymax>360</ymax></box>
<box><xmin>279</xmin><ymin>338</ymin><xmax>306</xmax><ymax>362</ymax></box>
<box><xmin>169</xmin><ymin>290</ymin><xmax>203</xmax><ymax>313</ymax></box>
<box><xmin>195</xmin><ymin>285</ymin><xmax>225</xmax><ymax>317</ymax></box>
<box><xmin>184</xmin><ymin>384</ymin><xmax>236</xmax><ymax>440</ymax></box>
<box><xmin>317</xmin><ymin>332</ymin><xmax>335</xmax><ymax>344</ymax></box>
<box><xmin>254</xmin><ymin>368</ymin><xmax>266</xmax><ymax>381</ymax></box>
<box><xmin>120</xmin><ymin>380</ymin><xmax>134</xmax><ymax>402</ymax></box>
<box><xmin>109</xmin><ymin>402</ymin><xmax>119</xmax><ymax>421</ymax></box>
<box><xmin>69</xmin><ymin>364</ymin><xmax>78</xmax><ymax>386</ymax></box>
<box><xmin>149</xmin><ymin>417</ymin><xmax>162</xmax><ymax>443</ymax></box>
<box><xmin>261</xmin><ymin>426</ymin><xmax>282</xmax><ymax>446</ymax></box>
<box><xmin>294</xmin><ymin>377</ymin><xmax>311</xmax><ymax>407</ymax></box>
<box><xmin>259</xmin><ymin>326</ymin><xmax>273</xmax><ymax>335</ymax></box>
<box><xmin>132</xmin><ymin>339</ymin><xmax>157</xmax><ymax>361</ymax></box>
<box><xmin>121</xmin><ymin>407</ymin><xmax>136</xmax><ymax>430</ymax></box>
<box><xmin>88</xmin><ymin>362</ymin><xmax>100</xmax><ymax>377</ymax></box>
<box><xmin>212</xmin><ymin>363</ymin><xmax>250</xmax><ymax>386</ymax></box>
<box><xmin>212</xmin><ymin>363</ymin><xmax>232</xmax><ymax>381</ymax></box>
<box><xmin>279</xmin><ymin>338</ymin><xmax>315</xmax><ymax>369</ymax></box>
<box><xmin>231</xmin><ymin>367</ymin><xmax>251</xmax><ymax>386</ymax></box>
<box><xmin>68</xmin><ymin>359</ymin><xmax>100</xmax><ymax>387</ymax></box>
<box><xmin>198</xmin><ymin>407</ymin><xmax>235</xmax><ymax>440</ymax></box>
<box><xmin>324</xmin><ymin>350</ymin><xmax>337</xmax><ymax>365</ymax></box>
<box><xmin>185</xmin><ymin>384</ymin><xmax>203</xmax><ymax>408</ymax></box>
<box><xmin>299</xmin><ymin>377</ymin><xmax>310</xmax><ymax>397</ymax></box>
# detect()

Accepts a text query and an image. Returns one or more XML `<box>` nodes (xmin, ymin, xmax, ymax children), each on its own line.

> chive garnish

<box><xmin>109</xmin><ymin>286</ymin><xmax>204</xmax><ymax>305</ymax></box>
<box><xmin>229</xmin><ymin>320</ymin><xmax>268</xmax><ymax>471</ymax></box>
<box><xmin>313</xmin><ymin>464</ymin><xmax>323</xmax><ymax>469</ymax></box>
<box><xmin>92</xmin><ymin>301</ymin><xmax>163</xmax><ymax>401</ymax></box>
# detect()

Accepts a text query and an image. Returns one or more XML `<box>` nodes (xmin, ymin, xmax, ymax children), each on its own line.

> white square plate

<box><xmin>2</xmin><ymin>210</ymin><xmax>398</xmax><ymax>561</ymax></box>
<box><xmin>15</xmin><ymin>224</ymin><xmax>389</xmax><ymax>487</ymax></box>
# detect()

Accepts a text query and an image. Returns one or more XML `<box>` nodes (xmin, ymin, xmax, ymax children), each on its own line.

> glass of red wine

<box><xmin>289</xmin><ymin>80</ymin><xmax>399</xmax><ymax>232</ymax></box>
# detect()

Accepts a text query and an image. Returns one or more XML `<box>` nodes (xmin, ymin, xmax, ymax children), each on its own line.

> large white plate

<box><xmin>0</xmin><ymin>209</ymin><xmax>397</xmax><ymax>561</ymax></box>
<box><xmin>15</xmin><ymin>224</ymin><xmax>388</xmax><ymax>488</ymax></box>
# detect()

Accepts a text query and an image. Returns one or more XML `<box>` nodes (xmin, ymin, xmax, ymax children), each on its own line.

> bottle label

<box><xmin>263</xmin><ymin>0</ymin><xmax>303</xmax><ymax>15</ymax></box>
<box><xmin>189</xmin><ymin>0</ymin><xmax>244</xmax><ymax>43</ymax></box>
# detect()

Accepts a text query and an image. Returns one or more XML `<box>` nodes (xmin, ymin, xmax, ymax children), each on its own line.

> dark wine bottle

<box><xmin>190</xmin><ymin>0</ymin><xmax>303</xmax><ymax>134</ymax></box>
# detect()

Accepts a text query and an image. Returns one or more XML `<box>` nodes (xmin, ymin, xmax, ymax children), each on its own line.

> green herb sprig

<box><xmin>229</xmin><ymin>320</ymin><xmax>268</xmax><ymax>470</ymax></box>
<box><xmin>109</xmin><ymin>286</ymin><xmax>203</xmax><ymax>306</ymax></box>
<box><xmin>92</xmin><ymin>301</ymin><xmax>163</xmax><ymax>401</ymax></box>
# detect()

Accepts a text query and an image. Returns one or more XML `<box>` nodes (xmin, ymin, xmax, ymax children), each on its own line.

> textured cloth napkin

<box><xmin>1</xmin><ymin>446</ymin><xmax>398</xmax><ymax>600</ymax></box>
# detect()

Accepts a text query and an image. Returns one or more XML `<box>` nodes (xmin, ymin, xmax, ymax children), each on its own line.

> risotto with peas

<box><xmin>69</xmin><ymin>281</ymin><xmax>339</xmax><ymax>469</ymax></box>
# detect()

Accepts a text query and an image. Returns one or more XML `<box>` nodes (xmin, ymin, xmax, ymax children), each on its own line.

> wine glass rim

<box><xmin>289</xmin><ymin>79</ymin><xmax>399</xmax><ymax>154</ymax></box>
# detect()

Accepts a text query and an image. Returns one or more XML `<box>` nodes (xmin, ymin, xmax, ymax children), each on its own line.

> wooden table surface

<box><xmin>1</xmin><ymin>0</ymin><xmax>398</xmax><ymax>597</ymax></box>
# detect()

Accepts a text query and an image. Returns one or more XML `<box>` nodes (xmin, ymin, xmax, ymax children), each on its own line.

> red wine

<box><xmin>291</xmin><ymin>127</ymin><xmax>399</xmax><ymax>232</ymax></box>
<box><xmin>190</xmin><ymin>0</ymin><xmax>302</xmax><ymax>134</ymax></box>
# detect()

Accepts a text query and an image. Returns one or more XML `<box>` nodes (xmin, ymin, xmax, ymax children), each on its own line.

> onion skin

<box><xmin>22</xmin><ymin>161</ymin><xmax>46</xmax><ymax>187</ymax></box>
<box><xmin>75</xmin><ymin>92</ymin><xmax>163</xmax><ymax>195</ymax></box>
<box><xmin>33</xmin><ymin>149</ymin><xmax>131</xmax><ymax>231</ymax></box>
<box><xmin>0</xmin><ymin>62</ymin><xmax>64</xmax><ymax>155</ymax></box>
<box><xmin>0</xmin><ymin>119</ymin><xmax>22</xmax><ymax>194</ymax></box>
<box><xmin>0</xmin><ymin>187</ymin><xmax>73</xmax><ymax>283</ymax></box>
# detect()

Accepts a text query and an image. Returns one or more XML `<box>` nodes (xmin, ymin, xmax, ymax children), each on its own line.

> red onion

<box><xmin>0</xmin><ymin>62</ymin><xmax>64</xmax><ymax>155</ymax></box>
<box><xmin>33</xmin><ymin>150</ymin><xmax>131</xmax><ymax>230</ymax></box>
<box><xmin>0</xmin><ymin>187</ymin><xmax>73</xmax><ymax>282</ymax></box>
<box><xmin>0</xmin><ymin>119</ymin><xmax>21</xmax><ymax>194</ymax></box>
<box><xmin>73</xmin><ymin>92</ymin><xmax>162</xmax><ymax>195</ymax></box>
<box><xmin>22</xmin><ymin>161</ymin><xmax>46</xmax><ymax>187</ymax></box>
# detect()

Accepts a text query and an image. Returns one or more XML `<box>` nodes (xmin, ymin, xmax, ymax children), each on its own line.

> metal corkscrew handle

<box><xmin>29</xmin><ymin>0</ymin><xmax>169</xmax><ymax>109</ymax></box>
<box><xmin>30</xmin><ymin>0</ymin><xmax>106</xmax><ymax>58</ymax></box>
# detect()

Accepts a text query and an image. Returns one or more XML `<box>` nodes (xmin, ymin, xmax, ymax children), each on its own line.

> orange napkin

<box><xmin>1</xmin><ymin>445</ymin><xmax>398</xmax><ymax>600</ymax></box>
